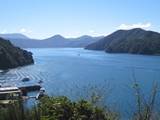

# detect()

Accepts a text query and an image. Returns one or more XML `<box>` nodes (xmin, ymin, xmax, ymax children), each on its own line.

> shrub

<box><xmin>38</xmin><ymin>96</ymin><xmax>119</xmax><ymax>120</ymax></box>
<box><xmin>132</xmin><ymin>82</ymin><xmax>160</xmax><ymax>120</ymax></box>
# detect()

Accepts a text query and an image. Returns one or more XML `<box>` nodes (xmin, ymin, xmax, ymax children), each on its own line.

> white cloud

<box><xmin>1</xmin><ymin>29</ymin><xmax>7</xmax><ymax>34</ymax></box>
<box><xmin>19</xmin><ymin>28</ymin><xmax>32</xmax><ymax>34</ymax></box>
<box><xmin>89</xmin><ymin>30</ymin><xmax>95</xmax><ymax>33</ymax></box>
<box><xmin>117</xmin><ymin>23</ymin><xmax>151</xmax><ymax>30</ymax></box>
<box><xmin>20</xmin><ymin>28</ymin><xmax>26</xmax><ymax>33</ymax></box>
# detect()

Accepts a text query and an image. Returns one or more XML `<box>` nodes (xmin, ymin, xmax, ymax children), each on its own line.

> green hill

<box><xmin>0</xmin><ymin>37</ymin><xmax>34</xmax><ymax>70</ymax></box>
<box><xmin>85</xmin><ymin>28</ymin><xmax>160</xmax><ymax>55</ymax></box>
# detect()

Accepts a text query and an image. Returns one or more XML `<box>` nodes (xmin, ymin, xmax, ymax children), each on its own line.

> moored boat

<box><xmin>22</xmin><ymin>77</ymin><xmax>30</xmax><ymax>82</ymax></box>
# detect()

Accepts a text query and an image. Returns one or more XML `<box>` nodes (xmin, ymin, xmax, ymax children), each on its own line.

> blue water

<box><xmin>0</xmin><ymin>48</ymin><xmax>160</xmax><ymax>118</ymax></box>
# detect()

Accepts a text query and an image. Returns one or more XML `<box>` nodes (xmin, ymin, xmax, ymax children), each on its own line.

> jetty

<box><xmin>18</xmin><ymin>84</ymin><xmax>41</xmax><ymax>92</ymax></box>
<box><xmin>0</xmin><ymin>84</ymin><xmax>45</xmax><ymax>105</ymax></box>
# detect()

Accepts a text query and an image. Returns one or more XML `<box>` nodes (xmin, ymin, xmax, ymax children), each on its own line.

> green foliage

<box><xmin>132</xmin><ymin>82</ymin><xmax>160</xmax><ymax>120</ymax></box>
<box><xmin>0</xmin><ymin>96</ymin><xmax>119</xmax><ymax>120</ymax></box>
<box><xmin>0</xmin><ymin>37</ymin><xmax>34</xmax><ymax>69</ymax></box>
<box><xmin>38</xmin><ymin>96</ymin><xmax>119</xmax><ymax>120</ymax></box>
<box><xmin>86</xmin><ymin>28</ymin><xmax>160</xmax><ymax>55</ymax></box>
<box><xmin>0</xmin><ymin>100</ymin><xmax>24</xmax><ymax>120</ymax></box>
<box><xmin>39</xmin><ymin>96</ymin><xmax>73</xmax><ymax>120</ymax></box>
<box><xmin>0</xmin><ymin>100</ymin><xmax>41</xmax><ymax>120</ymax></box>
<box><xmin>1</xmin><ymin>81</ymin><xmax>160</xmax><ymax>120</ymax></box>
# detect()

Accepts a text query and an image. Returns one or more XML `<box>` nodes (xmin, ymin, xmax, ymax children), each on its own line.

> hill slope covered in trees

<box><xmin>0</xmin><ymin>37</ymin><xmax>34</xmax><ymax>70</ymax></box>
<box><xmin>85</xmin><ymin>28</ymin><xmax>160</xmax><ymax>55</ymax></box>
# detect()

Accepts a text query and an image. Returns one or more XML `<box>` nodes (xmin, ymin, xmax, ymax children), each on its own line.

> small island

<box><xmin>0</xmin><ymin>37</ymin><xmax>34</xmax><ymax>70</ymax></box>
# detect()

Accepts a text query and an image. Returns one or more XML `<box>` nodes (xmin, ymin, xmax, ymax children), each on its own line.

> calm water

<box><xmin>0</xmin><ymin>48</ymin><xmax>160</xmax><ymax>117</ymax></box>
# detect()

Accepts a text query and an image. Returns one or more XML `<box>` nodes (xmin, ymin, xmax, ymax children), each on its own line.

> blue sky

<box><xmin>0</xmin><ymin>0</ymin><xmax>159</xmax><ymax>39</ymax></box>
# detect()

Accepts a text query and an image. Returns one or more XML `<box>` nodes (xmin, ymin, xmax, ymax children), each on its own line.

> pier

<box><xmin>18</xmin><ymin>84</ymin><xmax>41</xmax><ymax>92</ymax></box>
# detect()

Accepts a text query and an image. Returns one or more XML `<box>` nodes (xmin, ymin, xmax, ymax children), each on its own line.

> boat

<box><xmin>38</xmin><ymin>80</ymin><xmax>43</xmax><ymax>84</ymax></box>
<box><xmin>36</xmin><ymin>87</ymin><xmax>45</xmax><ymax>99</ymax></box>
<box><xmin>22</xmin><ymin>77</ymin><xmax>30</xmax><ymax>82</ymax></box>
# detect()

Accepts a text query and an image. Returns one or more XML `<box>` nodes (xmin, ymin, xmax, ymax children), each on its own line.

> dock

<box><xmin>18</xmin><ymin>84</ymin><xmax>41</xmax><ymax>92</ymax></box>
<box><xmin>0</xmin><ymin>82</ymin><xmax>44</xmax><ymax>104</ymax></box>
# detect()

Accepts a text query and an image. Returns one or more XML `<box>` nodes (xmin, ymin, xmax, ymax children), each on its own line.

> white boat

<box><xmin>36</xmin><ymin>87</ymin><xmax>45</xmax><ymax>99</ymax></box>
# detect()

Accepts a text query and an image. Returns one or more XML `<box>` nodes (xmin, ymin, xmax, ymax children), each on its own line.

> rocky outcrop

<box><xmin>0</xmin><ymin>37</ymin><xmax>34</xmax><ymax>70</ymax></box>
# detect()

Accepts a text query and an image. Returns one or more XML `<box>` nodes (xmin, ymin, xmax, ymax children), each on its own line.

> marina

<box><xmin>0</xmin><ymin>77</ymin><xmax>45</xmax><ymax>105</ymax></box>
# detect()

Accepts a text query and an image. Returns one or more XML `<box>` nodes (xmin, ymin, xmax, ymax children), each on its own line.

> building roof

<box><xmin>0</xmin><ymin>87</ymin><xmax>19</xmax><ymax>92</ymax></box>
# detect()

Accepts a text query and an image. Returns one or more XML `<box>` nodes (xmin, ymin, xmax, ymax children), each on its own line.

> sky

<box><xmin>0</xmin><ymin>0</ymin><xmax>160</xmax><ymax>39</ymax></box>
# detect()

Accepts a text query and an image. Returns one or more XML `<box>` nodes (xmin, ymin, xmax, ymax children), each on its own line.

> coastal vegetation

<box><xmin>0</xmin><ymin>82</ymin><xmax>159</xmax><ymax>120</ymax></box>
<box><xmin>0</xmin><ymin>96</ymin><xmax>119</xmax><ymax>120</ymax></box>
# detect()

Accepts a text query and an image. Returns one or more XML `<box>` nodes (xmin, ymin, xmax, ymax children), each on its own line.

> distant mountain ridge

<box><xmin>85</xmin><ymin>28</ymin><xmax>160</xmax><ymax>55</ymax></box>
<box><xmin>0</xmin><ymin>33</ymin><xmax>30</xmax><ymax>39</ymax></box>
<box><xmin>0</xmin><ymin>34</ymin><xmax>103</xmax><ymax>48</ymax></box>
